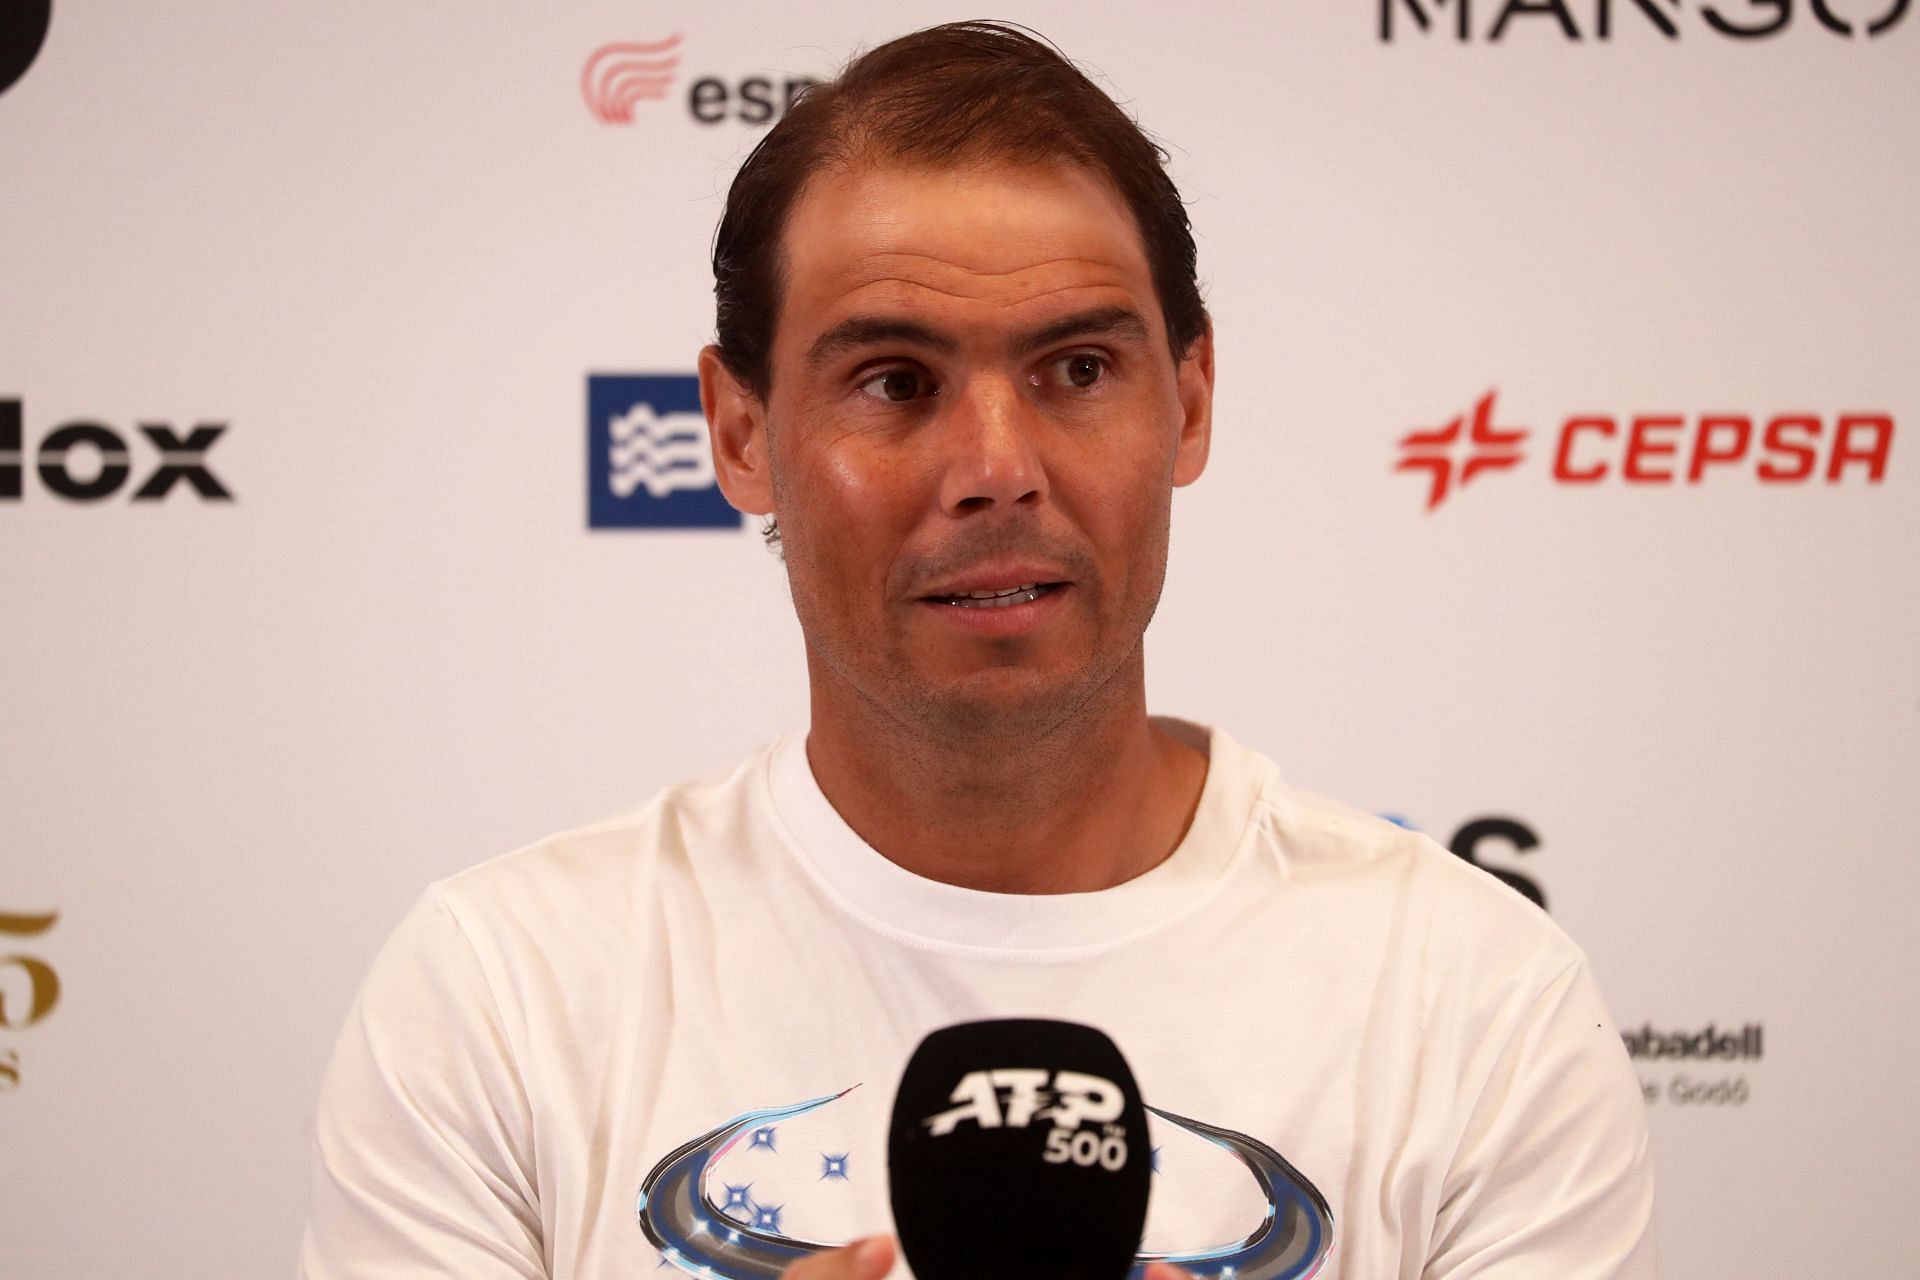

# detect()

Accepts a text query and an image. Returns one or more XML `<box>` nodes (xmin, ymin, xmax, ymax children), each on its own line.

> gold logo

<box><xmin>0</xmin><ymin>910</ymin><xmax>60</xmax><ymax>1091</ymax></box>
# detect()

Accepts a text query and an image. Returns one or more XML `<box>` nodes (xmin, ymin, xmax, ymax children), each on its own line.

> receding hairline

<box><xmin>710</xmin><ymin>20</ymin><xmax>1210</xmax><ymax>402</ymax></box>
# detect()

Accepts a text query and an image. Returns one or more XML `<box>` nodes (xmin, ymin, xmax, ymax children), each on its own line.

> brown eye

<box><xmin>860</xmin><ymin>369</ymin><xmax>928</xmax><ymax>402</ymax></box>
<box><xmin>1062</xmin><ymin>354</ymin><xmax>1105</xmax><ymax>388</ymax></box>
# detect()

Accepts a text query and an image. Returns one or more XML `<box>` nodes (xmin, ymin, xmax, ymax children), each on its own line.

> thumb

<box><xmin>783</xmin><ymin>1235</ymin><xmax>896</xmax><ymax>1280</ymax></box>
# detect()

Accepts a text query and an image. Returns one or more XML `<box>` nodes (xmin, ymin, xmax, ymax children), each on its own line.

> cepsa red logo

<box><xmin>1396</xmin><ymin>389</ymin><xmax>1895</xmax><ymax>511</ymax></box>
<box><xmin>581</xmin><ymin>34</ymin><xmax>821</xmax><ymax>127</ymax></box>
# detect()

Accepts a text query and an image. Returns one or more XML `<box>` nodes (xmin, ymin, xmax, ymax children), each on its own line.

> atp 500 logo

<box><xmin>927</xmin><ymin>1069</ymin><xmax>1130</xmax><ymax>1170</ymax></box>
<box><xmin>0</xmin><ymin>910</ymin><xmax>61</xmax><ymax>1092</ymax></box>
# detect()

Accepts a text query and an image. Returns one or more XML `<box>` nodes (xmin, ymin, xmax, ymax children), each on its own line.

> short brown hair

<box><xmin>710</xmin><ymin>20</ymin><xmax>1209</xmax><ymax>399</ymax></box>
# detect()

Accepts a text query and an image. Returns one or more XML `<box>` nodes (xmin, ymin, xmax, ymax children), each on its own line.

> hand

<box><xmin>781</xmin><ymin>1237</ymin><xmax>896</xmax><ymax>1280</ymax></box>
<box><xmin>778</xmin><ymin>1238</ymin><xmax>1194</xmax><ymax>1280</ymax></box>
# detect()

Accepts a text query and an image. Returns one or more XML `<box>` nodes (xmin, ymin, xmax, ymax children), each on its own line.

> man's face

<box><xmin>706</xmin><ymin>160</ymin><xmax>1212</xmax><ymax>742</ymax></box>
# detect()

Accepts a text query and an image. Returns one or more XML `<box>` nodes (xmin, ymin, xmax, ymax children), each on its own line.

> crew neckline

<box><xmin>762</xmin><ymin>719</ymin><xmax>1269</xmax><ymax>955</ymax></box>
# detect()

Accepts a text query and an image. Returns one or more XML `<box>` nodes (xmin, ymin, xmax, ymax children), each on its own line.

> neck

<box><xmin>803</xmin><ymin>652</ymin><xmax>1209</xmax><ymax>894</ymax></box>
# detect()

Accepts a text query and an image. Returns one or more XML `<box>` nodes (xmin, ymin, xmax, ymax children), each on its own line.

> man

<box><xmin>302</xmin><ymin>22</ymin><xmax>1655</xmax><ymax>1279</ymax></box>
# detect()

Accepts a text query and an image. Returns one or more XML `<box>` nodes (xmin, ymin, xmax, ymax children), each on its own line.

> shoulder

<box><xmin>1240</xmin><ymin>755</ymin><xmax>1583</xmax><ymax>983</ymax></box>
<box><xmin>1209</xmin><ymin>745</ymin><xmax>1656</xmax><ymax>1269</ymax></box>
<box><xmin>424</xmin><ymin>741</ymin><xmax>780</xmax><ymax>950</ymax></box>
<box><xmin>1242</xmin><ymin>760</ymin><xmax>1642</xmax><ymax>1090</ymax></box>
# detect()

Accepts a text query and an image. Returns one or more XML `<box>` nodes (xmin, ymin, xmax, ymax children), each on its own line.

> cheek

<box><xmin>775</xmin><ymin>428</ymin><xmax>931</xmax><ymax>578</ymax></box>
<box><xmin>1062</xmin><ymin>422</ymin><xmax>1176</xmax><ymax>525</ymax></box>
<box><xmin>1077</xmin><ymin>457</ymin><xmax>1175</xmax><ymax>599</ymax></box>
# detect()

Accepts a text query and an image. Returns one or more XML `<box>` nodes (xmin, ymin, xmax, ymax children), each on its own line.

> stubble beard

<box><xmin>787</xmin><ymin>534</ymin><xmax>1171</xmax><ymax>763</ymax></box>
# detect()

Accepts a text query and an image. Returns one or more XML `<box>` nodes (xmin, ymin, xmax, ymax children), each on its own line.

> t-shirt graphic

<box><xmin>637</xmin><ymin>1085</ymin><xmax>1334</xmax><ymax>1279</ymax></box>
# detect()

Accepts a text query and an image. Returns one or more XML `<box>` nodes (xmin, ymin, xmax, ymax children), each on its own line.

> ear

<box><xmin>1171</xmin><ymin>321</ymin><xmax>1214</xmax><ymax>488</ymax></box>
<box><xmin>700</xmin><ymin>345</ymin><xmax>774</xmax><ymax>516</ymax></box>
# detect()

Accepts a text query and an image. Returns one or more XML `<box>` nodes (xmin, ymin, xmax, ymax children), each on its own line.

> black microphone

<box><xmin>887</xmin><ymin>1019</ymin><xmax>1153</xmax><ymax>1280</ymax></box>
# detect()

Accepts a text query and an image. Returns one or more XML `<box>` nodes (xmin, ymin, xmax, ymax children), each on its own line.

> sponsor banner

<box><xmin>1394</xmin><ymin>390</ymin><xmax>1894</xmax><ymax>511</ymax></box>
<box><xmin>1379</xmin><ymin>0</ymin><xmax>1913</xmax><ymax>42</ymax></box>
<box><xmin>586</xmin><ymin>374</ymin><xmax>740</xmax><ymax>530</ymax></box>
<box><xmin>581</xmin><ymin>32</ymin><xmax>823</xmax><ymax>127</ymax></box>
<box><xmin>0</xmin><ymin>910</ymin><xmax>61</xmax><ymax>1094</ymax></box>
<box><xmin>1627</xmin><ymin>1022</ymin><xmax>1766</xmax><ymax>1110</ymax></box>
<box><xmin>0</xmin><ymin>399</ymin><xmax>233</xmax><ymax>504</ymax></box>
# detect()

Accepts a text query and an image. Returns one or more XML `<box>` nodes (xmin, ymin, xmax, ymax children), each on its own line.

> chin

<box><xmin>903</xmin><ymin>665</ymin><xmax>1102</xmax><ymax>744</ymax></box>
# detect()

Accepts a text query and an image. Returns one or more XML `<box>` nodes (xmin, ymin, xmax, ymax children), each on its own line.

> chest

<box><xmin>526</xmin><ymin>921</ymin><xmax>1445</xmax><ymax>1280</ymax></box>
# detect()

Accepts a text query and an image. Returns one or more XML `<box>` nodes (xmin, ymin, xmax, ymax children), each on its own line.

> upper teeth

<box><xmin>965</xmin><ymin>583</ymin><xmax>1039</xmax><ymax>599</ymax></box>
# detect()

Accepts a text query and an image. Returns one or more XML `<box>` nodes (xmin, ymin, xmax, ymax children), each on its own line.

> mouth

<box><xmin>922</xmin><ymin>582</ymin><xmax>1064</xmax><ymax>610</ymax></box>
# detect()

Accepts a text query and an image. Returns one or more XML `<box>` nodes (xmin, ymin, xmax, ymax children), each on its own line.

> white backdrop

<box><xmin>2</xmin><ymin>3</ymin><xmax>1916</xmax><ymax>1275</ymax></box>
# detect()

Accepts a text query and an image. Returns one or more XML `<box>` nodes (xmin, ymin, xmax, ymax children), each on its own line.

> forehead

<box><xmin>775</xmin><ymin>160</ymin><xmax>1158</xmax><ymax>342</ymax></box>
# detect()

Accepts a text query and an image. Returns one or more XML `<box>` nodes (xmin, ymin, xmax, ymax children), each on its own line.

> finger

<box><xmin>1143</xmin><ymin>1264</ymin><xmax>1194</xmax><ymax>1280</ymax></box>
<box><xmin>846</xmin><ymin>1236</ymin><xmax>895</xmax><ymax>1279</ymax></box>
<box><xmin>783</xmin><ymin>1235</ymin><xmax>896</xmax><ymax>1280</ymax></box>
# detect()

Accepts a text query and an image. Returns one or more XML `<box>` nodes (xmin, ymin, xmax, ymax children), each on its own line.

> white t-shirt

<box><xmin>301</xmin><ymin>723</ymin><xmax>1656</xmax><ymax>1279</ymax></box>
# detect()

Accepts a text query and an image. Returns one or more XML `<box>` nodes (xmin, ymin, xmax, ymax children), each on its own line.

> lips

<box><xmin>917</xmin><ymin>562</ymin><xmax>1073</xmax><ymax>605</ymax></box>
<box><xmin>926</xmin><ymin>582</ymin><xmax>1060</xmax><ymax>609</ymax></box>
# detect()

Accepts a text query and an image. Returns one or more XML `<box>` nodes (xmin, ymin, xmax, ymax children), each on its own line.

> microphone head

<box><xmin>887</xmin><ymin>1019</ymin><xmax>1152</xmax><ymax>1280</ymax></box>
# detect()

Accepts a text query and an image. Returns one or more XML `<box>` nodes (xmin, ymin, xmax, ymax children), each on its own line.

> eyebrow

<box><xmin>1008</xmin><ymin>304</ymin><xmax>1152</xmax><ymax>358</ymax></box>
<box><xmin>806</xmin><ymin>316</ymin><xmax>956</xmax><ymax>368</ymax></box>
<box><xmin>804</xmin><ymin>304</ymin><xmax>1152</xmax><ymax>369</ymax></box>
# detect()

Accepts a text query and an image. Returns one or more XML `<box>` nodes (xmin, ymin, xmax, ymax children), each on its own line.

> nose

<box><xmin>936</xmin><ymin>375</ymin><xmax>1047</xmax><ymax>516</ymax></box>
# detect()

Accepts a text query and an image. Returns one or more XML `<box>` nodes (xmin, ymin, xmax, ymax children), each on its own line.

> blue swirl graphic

<box><xmin>637</xmin><ymin>1090</ymin><xmax>1333</xmax><ymax>1280</ymax></box>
